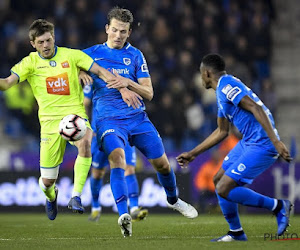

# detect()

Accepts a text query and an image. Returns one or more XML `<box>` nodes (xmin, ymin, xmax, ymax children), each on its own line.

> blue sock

<box><xmin>110</xmin><ymin>168</ymin><xmax>128</xmax><ymax>216</ymax></box>
<box><xmin>227</xmin><ymin>186</ymin><xmax>275</xmax><ymax>211</ymax></box>
<box><xmin>157</xmin><ymin>168</ymin><xmax>177</xmax><ymax>204</ymax></box>
<box><xmin>216</xmin><ymin>192</ymin><xmax>242</xmax><ymax>231</ymax></box>
<box><xmin>90</xmin><ymin>176</ymin><xmax>103</xmax><ymax>208</ymax></box>
<box><xmin>125</xmin><ymin>174</ymin><xmax>139</xmax><ymax>209</ymax></box>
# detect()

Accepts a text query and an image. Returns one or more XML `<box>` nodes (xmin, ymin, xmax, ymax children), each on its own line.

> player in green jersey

<box><xmin>0</xmin><ymin>19</ymin><xmax>142</xmax><ymax>220</ymax></box>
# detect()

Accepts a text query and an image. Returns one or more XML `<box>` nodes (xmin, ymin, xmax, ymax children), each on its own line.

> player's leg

<box><xmin>68</xmin><ymin>127</ymin><xmax>93</xmax><ymax>213</ymax></box>
<box><xmin>89</xmin><ymin>136</ymin><xmax>108</xmax><ymax>221</ymax></box>
<box><xmin>99</xmin><ymin>123</ymin><xmax>131</xmax><ymax>237</ymax></box>
<box><xmin>217</xmin><ymin>144</ymin><xmax>292</xmax><ymax>236</ymax></box>
<box><xmin>211</xmin><ymin>143</ymin><xmax>246</xmax><ymax>242</ymax></box>
<box><xmin>40</xmin><ymin>126</ymin><xmax>66</xmax><ymax>220</ymax></box>
<box><xmin>124</xmin><ymin>145</ymin><xmax>148</xmax><ymax>221</ymax></box>
<box><xmin>89</xmin><ymin>168</ymin><xmax>106</xmax><ymax>221</ymax></box>
<box><xmin>131</xmin><ymin>117</ymin><xmax>197</xmax><ymax>218</ymax></box>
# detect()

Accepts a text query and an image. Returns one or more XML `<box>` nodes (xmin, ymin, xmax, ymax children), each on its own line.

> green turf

<box><xmin>0</xmin><ymin>213</ymin><xmax>299</xmax><ymax>250</ymax></box>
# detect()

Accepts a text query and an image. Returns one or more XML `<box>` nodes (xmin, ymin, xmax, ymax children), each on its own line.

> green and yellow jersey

<box><xmin>11</xmin><ymin>46</ymin><xmax>94</xmax><ymax>128</ymax></box>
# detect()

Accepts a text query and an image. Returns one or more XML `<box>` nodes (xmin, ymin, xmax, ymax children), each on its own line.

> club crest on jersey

<box><xmin>123</xmin><ymin>58</ymin><xmax>131</xmax><ymax>65</ymax></box>
<box><xmin>49</xmin><ymin>60</ymin><xmax>57</xmax><ymax>67</ymax></box>
<box><xmin>61</xmin><ymin>61</ymin><xmax>70</xmax><ymax>68</ymax></box>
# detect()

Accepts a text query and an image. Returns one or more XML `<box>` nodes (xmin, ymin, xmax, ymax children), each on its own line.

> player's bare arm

<box><xmin>176</xmin><ymin>117</ymin><xmax>229</xmax><ymax>168</ymax></box>
<box><xmin>239</xmin><ymin>95</ymin><xmax>292</xmax><ymax>162</ymax></box>
<box><xmin>107</xmin><ymin>74</ymin><xmax>154</xmax><ymax>101</ymax></box>
<box><xmin>0</xmin><ymin>73</ymin><xmax>19</xmax><ymax>91</ymax></box>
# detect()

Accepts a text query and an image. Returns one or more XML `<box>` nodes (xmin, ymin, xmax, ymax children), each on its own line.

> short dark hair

<box><xmin>201</xmin><ymin>53</ymin><xmax>226</xmax><ymax>73</ymax></box>
<box><xmin>29</xmin><ymin>19</ymin><xmax>54</xmax><ymax>41</ymax></box>
<box><xmin>107</xmin><ymin>6</ymin><xmax>134</xmax><ymax>29</ymax></box>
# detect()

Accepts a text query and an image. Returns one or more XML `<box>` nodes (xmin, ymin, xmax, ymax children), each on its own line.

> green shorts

<box><xmin>40</xmin><ymin>118</ymin><xmax>91</xmax><ymax>168</ymax></box>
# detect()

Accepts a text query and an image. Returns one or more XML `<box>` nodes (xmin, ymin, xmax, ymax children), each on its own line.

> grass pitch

<box><xmin>0</xmin><ymin>213</ymin><xmax>299</xmax><ymax>250</ymax></box>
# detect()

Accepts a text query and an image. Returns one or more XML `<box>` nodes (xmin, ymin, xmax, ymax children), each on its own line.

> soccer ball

<box><xmin>59</xmin><ymin>114</ymin><xmax>87</xmax><ymax>141</ymax></box>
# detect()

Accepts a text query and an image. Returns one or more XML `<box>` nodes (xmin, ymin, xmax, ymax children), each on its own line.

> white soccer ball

<box><xmin>59</xmin><ymin>114</ymin><xmax>87</xmax><ymax>141</ymax></box>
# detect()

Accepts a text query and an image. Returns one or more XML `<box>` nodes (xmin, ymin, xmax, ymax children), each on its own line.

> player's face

<box><xmin>200</xmin><ymin>63</ymin><xmax>211</xmax><ymax>89</ymax></box>
<box><xmin>30</xmin><ymin>32</ymin><xmax>55</xmax><ymax>59</ymax></box>
<box><xmin>106</xmin><ymin>18</ymin><xmax>131</xmax><ymax>49</ymax></box>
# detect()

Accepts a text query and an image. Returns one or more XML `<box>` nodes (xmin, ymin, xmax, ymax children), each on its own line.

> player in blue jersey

<box><xmin>82</xmin><ymin>84</ymin><xmax>148</xmax><ymax>222</ymax></box>
<box><xmin>177</xmin><ymin>54</ymin><xmax>293</xmax><ymax>242</ymax></box>
<box><xmin>83</xmin><ymin>7</ymin><xmax>198</xmax><ymax>237</ymax></box>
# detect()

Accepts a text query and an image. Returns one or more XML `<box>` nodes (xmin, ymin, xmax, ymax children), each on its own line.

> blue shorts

<box><xmin>96</xmin><ymin>112</ymin><xmax>165</xmax><ymax>159</ymax></box>
<box><xmin>223</xmin><ymin>141</ymin><xmax>279</xmax><ymax>186</ymax></box>
<box><xmin>91</xmin><ymin>135</ymin><xmax>136</xmax><ymax>169</ymax></box>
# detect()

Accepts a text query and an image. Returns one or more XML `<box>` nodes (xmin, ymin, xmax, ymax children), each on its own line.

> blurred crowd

<box><xmin>0</xmin><ymin>0</ymin><xmax>277</xmax><ymax>152</ymax></box>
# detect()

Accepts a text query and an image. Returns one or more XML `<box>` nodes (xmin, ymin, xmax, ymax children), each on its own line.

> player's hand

<box><xmin>119</xmin><ymin>88</ymin><xmax>143</xmax><ymax>109</ymax></box>
<box><xmin>274</xmin><ymin>141</ymin><xmax>293</xmax><ymax>162</ymax></box>
<box><xmin>106</xmin><ymin>71</ymin><xmax>129</xmax><ymax>89</ymax></box>
<box><xmin>176</xmin><ymin>152</ymin><xmax>196</xmax><ymax>168</ymax></box>
<box><xmin>79</xmin><ymin>71</ymin><xmax>93</xmax><ymax>85</ymax></box>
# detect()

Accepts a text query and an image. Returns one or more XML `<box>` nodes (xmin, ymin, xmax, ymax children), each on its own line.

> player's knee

<box><xmin>216</xmin><ymin>182</ymin><xmax>229</xmax><ymax>198</ymax></box>
<box><xmin>42</xmin><ymin>178</ymin><xmax>56</xmax><ymax>188</ymax></box>
<box><xmin>125</xmin><ymin>165</ymin><xmax>135</xmax><ymax>176</ymax></box>
<box><xmin>92</xmin><ymin>168</ymin><xmax>105</xmax><ymax>179</ymax></box>
<box><xmin>213</xmin><ymin>174</ymin><xmax>220</xmax><ymax>187</ymax></box>
<box><xmin>108</xmin><ymin>148</ymin><xmax>126</xmax><ymax>168</ymax></box>
<box><xmin>154</xmin><ymin>160</ymin><xmax>170</xmax><ymax>174</ymax></box>
<box><xmin>77</xmin><ymin>138</ymin><xmax>91</xmax><ymax>156</ymax></box>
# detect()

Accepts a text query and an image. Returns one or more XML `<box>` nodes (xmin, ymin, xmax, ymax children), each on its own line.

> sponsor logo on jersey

<box><xmin>221</xmin><ymin>84</ymin><xmax>232</xmax><ymax>94</ymax></box>
<box><xmin>141</xmin><ymin>64</ymin><xmax>148</xmax><ymax>72</ymax></box>
<box><xmin>123</xmin><ymin>58</ymin><xmax>131</xmax><ymax>65</ymax></box>
<box><xmin>107</xmin><ymin>68</ymin><xmax>130</xmax><ymax>75</ymax></box>
<box><xmin>226</xmin><ymin>86</ymin><xmax>241</xmax><ymax>101</ymax></box>
<box><xmin>49</xmin><ymin>60</ymin><xmax>57</xmax><ymax>67</ymax></box>
<box><xmin>46</xmin><ymin>72</ymin><xmax>70</xmax><ymax>95</ymax></box>
<box><xmin>237</xmin><ymin>163</ymin><xmax>246</xmax><ymax>172</ymax></box>
<box><xmin>100</xmin><ymin>129</ymin><xmax>115</xmax><ymax>140</ymax></box>
<box><xmin>61</xmin><ymin>61</ymin><xmax>70</xmax><ymax>68</ymax></box>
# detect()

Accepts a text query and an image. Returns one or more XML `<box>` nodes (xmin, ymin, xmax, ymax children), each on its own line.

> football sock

<box><xmin>72</xmin><ymin>156</ymin><xmax>92</xmax><ymax>197</ymax></box>
<box><xmin>227</xmin><ymin>186</ymin><xmax>275</xmax><ymax>211</ymax></box>
<box><xmin>90</xmin><ymin>176</ymin><xmax>103</xmax><ymax>208</ymax></box>
<box><xmin>273</xmin><ymin>200</ymin><xmax>283</xmax><ymax>214</ymax></box>
<box><xmin>125</xmin><ymin>174</ymin><xmax>139</xmax><ymax>209</ymax></box>
<box><xmin>216</xmin><ymin>192</ymin><xmax>242</xmax><ymax>230</ymax></box>
<box><xmin>157</xmin><ymin>168</ymin><xmax>177</xmax><ymax>205</ymax></box>
<box><xmin>111</xmin><ymin>168</ymin><xmax>128</xmax><ymax>215</ymax></box>
<box><xmin>39</xmin><ymin>177</ymin><xmax>56</xmax><ymax>201</ymax></box>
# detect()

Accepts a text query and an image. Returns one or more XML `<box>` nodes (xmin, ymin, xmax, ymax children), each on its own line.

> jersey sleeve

<box><xmin>83</xmin><ymin>85</ymin><xmax>93</xmax><ymax>99</ymax></box>
<box><xmin>135</xmin><ymin>50</ymin><xmax>150</xmax><ymax>79</ymax></box>
<box><xmin>218</xmin><ymin>77</ymin><xmax>248</xmax><ymax>106</ymax></box>
<box><xmin>72</xmin><ymin>49</ymin><xmax>94</xmax><ymax>71</ymax></box>
<box><xmin>10</xmin><ymin>56</ymin><xmax>33</xmax><ymax>83</ymax></box>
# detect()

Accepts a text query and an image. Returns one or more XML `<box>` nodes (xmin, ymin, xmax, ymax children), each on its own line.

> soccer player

<box><xmin>177</xmin><ymin>54</ymin><xmax>293</xmax><ymax>241</ymax></box>
<box><xmin>83</xmin><ymin>7</ymin><xmax>198</xmax><ymax>237</ymax></box>
<box><xmin>0</xmin><ymin>19</ymin><xmax>141</xmax><ymax>221</ymax></box>
<box><xmin>82</xmin><ymin>83</ymin><xmax>148</xmax><ymax>222</ymax></box>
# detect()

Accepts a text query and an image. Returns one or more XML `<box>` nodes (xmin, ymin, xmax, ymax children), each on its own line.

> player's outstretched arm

<box><xmin>107</xmin><ymin>74</ymin><xmax>153</xmax><ymax>101</ymax></box>
<box><xmin>239</xmin><ymin>95</ymin><xmax>292</xmax><ymax>162</ymax></box>
<box><xmin>177</xmin><ymin>117</ymin><xmax>229</xmax><ymax>168</ymax></box>
<box><xmin>0</xmin><ymin>74</ymin><xmax>19</xmax><ymax>91</ymax></box>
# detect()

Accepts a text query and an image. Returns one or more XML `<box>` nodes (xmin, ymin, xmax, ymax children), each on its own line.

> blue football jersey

<box><xmin>216</xmin><ymin>75</ymin><xmax>280</xmax><ymax>147</ymax></box>
<box><xmin>83</xmin><ymin>42</ymin><xmax>150</xmax><ymax>120</ymax></box>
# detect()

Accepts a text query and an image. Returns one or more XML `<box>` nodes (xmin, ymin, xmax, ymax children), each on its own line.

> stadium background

<box><xmin>0</xmin><ymin>0</ymin><xmax>299</xmax><ymax>214</ymax></box>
